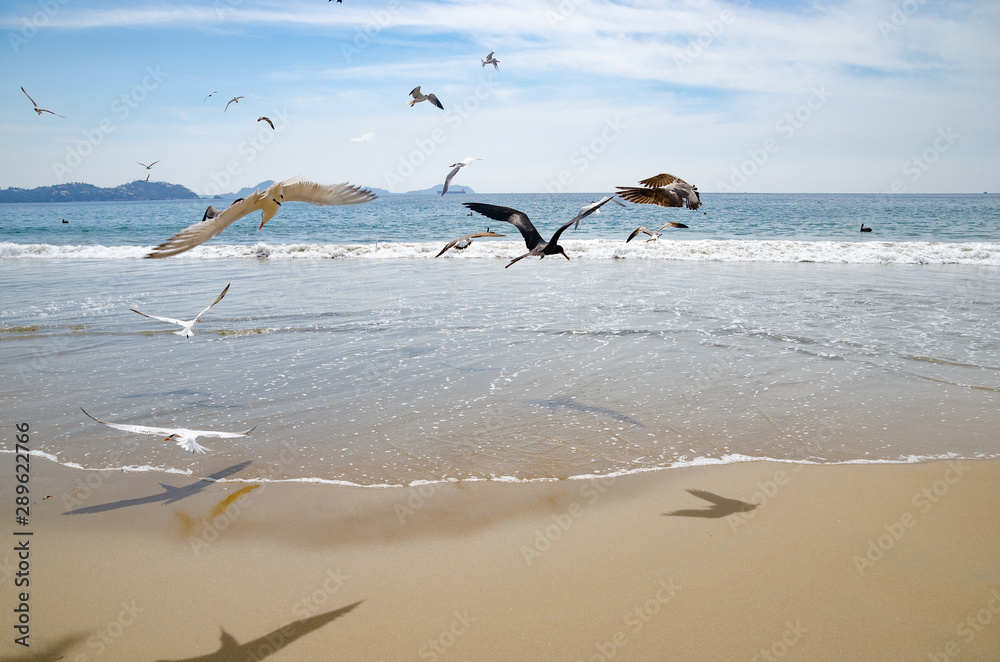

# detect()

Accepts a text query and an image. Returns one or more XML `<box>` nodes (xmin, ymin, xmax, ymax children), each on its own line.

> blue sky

<box><xmin>2</xmin><ymin>0</ymin><xmax>997</xmax><ymax>194</ymax></box>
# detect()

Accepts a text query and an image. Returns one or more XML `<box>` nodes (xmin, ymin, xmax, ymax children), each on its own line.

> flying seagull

<box><xmin>481</xmin><ymin>50</ymin><xmax>499</xmax><ymax>69</ymax></box>
<box><xmin>137</xmin><ymin>160</ymin><xmax>160</xmax><ymax>170</ymax></box>
<box><xmin>130</xmin><ymin>283</ymin><xmax>230</xmax><ymax>338</ymax></box>
<box><xmin>408</xmin><ymin>86</ymin><xmax>444</xmax><ymax>110</ymax></box>
<box><xmin>616</xmin><ymin>173</ymin><xmax>701</xmax><ymax>210</ymax></box>
<box><xmin>626</xmin><ymin>221</ymin><xmax>689</xmax><ymax>243</ymax></box>
<box><xmin>257</xmin><ymin>116</ymin><xmax>274</xmax><ymax>130</ymax></box>
<box><xmin>81</xmin><ymin>408</ymin><xmax>255</xmax><ymax>455</ymax></box>
<box><xmin>224</xmin><ymin>96</ymin><xmax>246</xmax><ymax>112</ymax></box>
<box><xmin>441</xmin><ymin>157</ymin><xmax>482</xmax><ymax>196</ymax></box>
<box><xmin>21</xmin><ymin>87</ymin><xmax>64</xmax><ymax>117</ymax></box>
<box><xmin>203</xmin><ymin>91</ymin><xmax>218</xmax><ymax>102</ymax></box>
<box><xmin>464</xmin><ymin>196</ymin><xmax>616</xmax><ymax>268</ymax></box>
<box><xmin>146</xmin><ymin>178</ymin><xmax>376</xmax><ymax>258</ymax></box>
<box><xmin>572</xmin><ymin>195</ymin><xmax>625</xmax><ymax>228</ymax></box>
<box><xmin>434</xmin><ymin>230</ymin><xmax>505</xmax><ymax>257</ymax></box>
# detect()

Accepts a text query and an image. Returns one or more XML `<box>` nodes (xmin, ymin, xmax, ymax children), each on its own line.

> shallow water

<box><xmin>3</xmin><ymin>234</ymin><xmax>998</xmax><ymax>485</ymax></box>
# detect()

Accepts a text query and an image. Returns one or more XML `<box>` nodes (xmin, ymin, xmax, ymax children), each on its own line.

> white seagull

<box><xmin>408</xmin><ymin>86</ymin><xmax>444</xmax><ymax>110</ymax></box>
<box><xmin>626</xmin><ymin>221</ymin><xmax>688</xmax><ymax>243</ymax></box>
<box><xmin>224</xmin><ymin>96</ymin><xmax>246</xmax><ymax>112</ymax></box>
<box><xmin>434</xmin><ymin>230</ymin><xmax>505</xmax><ymax>257</ymax></box>
<box><xmin>81</xmin><ymin>408</ymin><xmax>255</xmax><ymax>454</ymax></box>
<box><xmin>481</xmin><ymin>50</ymin><xmax>499</xmax><ymax>69</ymax></box>
<box><xmin>131</xmin><ymin>283</ymin><xmax>230</xmax><ymax>338</ymax></box>
<box><xmin>21</xmin><ymin>87</ymin><xmax>64</xmax><ymax>117</ymax></box>
<box><xmin>441</xmin><ymin>157</ymin><xmax>482</xmax><ymax>196</ymax></box>
<box><xmin>145</xmin><ymin>178</ymin><xmax>377</xmax><ymax>258</ymax></box>
<box><xmin>573</xmin><ymin>195</ymin><xmax>625</xmax><ymax>228</ymax></box>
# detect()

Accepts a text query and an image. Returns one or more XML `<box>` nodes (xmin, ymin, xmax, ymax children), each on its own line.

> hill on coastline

<box><xmin>0</xmin><ymin>180</ymin><xmax>200</xmax><ymax>203</ymax></box>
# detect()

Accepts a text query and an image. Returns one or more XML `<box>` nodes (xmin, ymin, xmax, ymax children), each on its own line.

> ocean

<box><xmin>2</xmin><ymin>192</ymin><xmax>998</xmax><ymax>486</ymax></box>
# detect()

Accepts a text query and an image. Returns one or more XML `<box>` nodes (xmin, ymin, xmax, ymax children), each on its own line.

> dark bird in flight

<box><xmin>257</xmin><ymin>116</ymin><xmax>275</xmax><ymax>130</ymax></box>
<box><xmin>408</xmin><ymin>86</ymin><xmax>444</xmax><ymax>110</ymax></box>
<box><xmin>617</xmin><ymin>173</ymin><xmax>701</xmax><ymax>210</ymax></box>
<box><xmin>441</xmin><ymin>157</ymin><xmax>482</xmax><ymax>196</ymax></box>
<box><xmin>464</xmin><ymin>196</ymin><xmax>616</xmax><ymax>268</ymax></box>
<box><xmin>664</xmin><ymin>489</ymin><xmax>757</xmax><ymax>518</ymax></box>
<box><xmin>21</xmin><ymin>87</ymin><xmax>64</xmax><ymax>117</ymax></box>
<box><xmin>137</xmin><ymin>160</ymin><xmax>160</xmax><ymax>170</ymax></box>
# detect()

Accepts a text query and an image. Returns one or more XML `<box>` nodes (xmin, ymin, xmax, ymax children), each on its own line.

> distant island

<box><xmin>0</xmin><ymin>180</ymin><xmax>200</xmax><ymax>203</ymax></box>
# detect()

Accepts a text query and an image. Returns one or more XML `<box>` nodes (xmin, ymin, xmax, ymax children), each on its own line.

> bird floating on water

<box><xmin>481</xmin><ymin>50</ymin><xmax>499</xmax><ymax>69</ymax></box>
<box><xmin>146</xmin><ymin>178</ymin><xmax>376</xmax><ymax>258</ymax></box>
<box><xmin>408</xmin><ymin>86</ymin><xmax>444</xmax><ymax>110</ymax></box>
<box><xmin>130</xmin><ymin>283</ymin><xmax>230</xmax><ymax>338</ymax></box>
<box><xmin>626</xmin><ymin>221</ymin><xmax>689</xmax><ymax>243</ymax></box>
<box><xmin>21</xmin><ymin>87</ymin><xmax>64</xmax><ymax>117</ymax></box>
<box><xmin>860</xmin><ymin>223</ymin><xmax>872</xmax><ymax>232</ymax></box>
<box><xmin>81</xmin><ymin>408</ymin><xmax>255</xmax><ymax>455</ymax></box>
<box><xmin>616</xmin><ymin>173</ymin><xmax>701</xmax><ymax>210</ymax></box>
<box><xmin>441</xmin><ymin>157</ymin><xmax>482</xmax><ymax>196</ymax></box>
<box><xmin>434</xmin><ymin>230</ymin><xmax>505</xmax><ymax>258</ymax></box>
<box><xmin>224</xmin><ymin>96</ymin><xmax>246</xmax><ymax>112</ymax></box>
<box><xmin>464</xmin><ymin>196</ymin><xmax>616</xmax><ymax>268</ymax></box>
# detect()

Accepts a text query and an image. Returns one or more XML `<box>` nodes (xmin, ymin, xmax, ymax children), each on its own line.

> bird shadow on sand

<box><xmin>62</xmin><ymin>461</ymin><xmax>253</xmax><ymax>515</ymax></box>
<box><xmin>152</xmin><ymin>600</ymin><xmax>363</xmax><ymax>662</ymax></box>
<box><xmin>0</xmin><ymin>633</ymin><xmax>87</xmax><ymax>662</ymax></box>
<box><xmin>525</xmin><ymin>396</ymin><xmax>644</xmax><ymax>427</ymax></box>
<box><xmin>663</xmin><ymin>489</ymin><xmax>757</xmax><ymax>518</ymax></box>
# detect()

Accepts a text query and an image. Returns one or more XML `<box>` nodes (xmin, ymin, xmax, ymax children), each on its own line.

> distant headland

<box><xmin>0</xmin><ymin>180</ymin><xmax>200</xmax><ymax>203</ymax></box>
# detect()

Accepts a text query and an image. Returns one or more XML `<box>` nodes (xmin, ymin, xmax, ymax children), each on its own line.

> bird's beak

<box><xmin>258</xmin><ymin>219</ymin><xmax>266</xmax><ymax>231</ymax></box>
<box><xmin>163</xmin><ymin>436</ymin><xmax>171</xmax><ymax>442</ymax></box>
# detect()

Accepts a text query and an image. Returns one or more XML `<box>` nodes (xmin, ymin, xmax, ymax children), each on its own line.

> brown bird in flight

<box><xmin>616</xmin><ymin>173</ymin><xmax>701</xmax><ymax>210</ymax></box>
<box><xmin>224</xmin><ymin>96</ymin><xmax>246</xmax><ymax>112</ymax></box>
<box><xmin>257</xmin><ymin>116</ymin><xmax>275</xmax><ymax>130</ymax></box>
<box><xmin>434</xmin><ymin>230</ymin><xmax>505</xmax><ymax>257</ymax></box>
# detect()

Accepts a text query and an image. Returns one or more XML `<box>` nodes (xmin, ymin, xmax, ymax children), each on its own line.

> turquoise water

<box><xmin>1</xmin><ymin>194</ymin><xmax>998</xmax><ymax>486</ymax></box>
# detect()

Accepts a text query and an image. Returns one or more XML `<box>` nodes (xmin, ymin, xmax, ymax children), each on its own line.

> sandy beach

<box><xmin>3</xmin><ymin>456</ymin><xmax>998</xmax><ymax>661</ymax></box>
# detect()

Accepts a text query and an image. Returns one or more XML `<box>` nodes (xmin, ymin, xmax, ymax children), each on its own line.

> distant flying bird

<box><xmin>137</xmin><ymin>160</ymin><xmax>160</xmax><ymax>170</ymax></box>
<box><xmin>434</xmin><ymin>230</ymin><xmax>505</xmax><ymax>257</ymax></box>
<box><xmin>860</xmin><ymin>223</ymin><xmax>872</xmax><ymax>232</ymax></box>
<box><xmin>203</xmin><ymin>91</ymin><xmax>218</xmax><ymax>102</ymax></box>
<box><xmin>464</xmin><ymin>196</ymin><xmax>616</xmax><ymax>268</ymax></box>
<box><xmin>145</xmin><ymin>174</ymin><xmax>150</xmax><ymax>182</ymax></box>
<box><xmin>572</xmin><ymin>195</ymin><xmax>625</xmax><ymax>228</ymax></box>
<box><xmin>441</xmin><ymin>157</ymin><xmax>482</xmax><ymax>196</ymax></box>
<box><xmin>130</xmin><ymin>283</ymin><xmax>230</xmax><ymax>338</ymax></box>
<box><xmin>257</xmin><ymin>116</ymin><xmax>274</xmax><ymax>130</ymax></box>
<box><xmin>81</xmin><ymin>408</ymin><xmax>255</xmax><ymax>455</ymax></box>
<box><xmin>146</xmin><ymin>178</ymin><xmax>377</xmax><ymax>258</ymax></box>
<box><xmin>481</xmin><ymin>50</ymin><xmax>499</xmax><ymax>69</ymax></box>
<box><xmin>224</xmin><ymin>96</ymin><xmax>246</xmax><ymax>112</ymax></box>
<box><xmin>21</xmin><ymin>87</ymin><xmax>64</xmax><ymax>117</ymax></box>
<box><xmin>626</xmin><ymin>221</ymin><xmax>689</xmax><ymax>243</ymax></box>
<box><xmin>408</xmin><ymin>86</ymin><xmax>444</xmax><ymax>110</ymax></box>
<box><xmin>616</xmin><ymin>173</ymin><xmax>701</xmax><ymax>210</ymax></box>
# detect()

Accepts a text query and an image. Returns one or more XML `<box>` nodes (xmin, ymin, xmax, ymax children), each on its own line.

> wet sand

<box><xmin>3</xmin><ymin>457</ymin><xmax>999</xmax><ymax>661</ymax></box>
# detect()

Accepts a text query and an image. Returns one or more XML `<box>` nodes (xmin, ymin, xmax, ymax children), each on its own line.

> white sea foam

<box><xmin>4</xmin><ymin>239</ymin><xmax>1000</xmax><ymax>264</ymax></box>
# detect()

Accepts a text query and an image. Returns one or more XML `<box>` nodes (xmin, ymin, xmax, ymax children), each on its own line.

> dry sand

<box><xmin>2</xmin><ymin>457</ymin><xmax>999</xmax><ymax>661</ymax></box>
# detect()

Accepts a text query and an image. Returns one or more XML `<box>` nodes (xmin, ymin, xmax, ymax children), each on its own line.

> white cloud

<box><xmin>351</xmin><ymin>131</ymin><xmax>376</xmax><ymax>143</ymax></box>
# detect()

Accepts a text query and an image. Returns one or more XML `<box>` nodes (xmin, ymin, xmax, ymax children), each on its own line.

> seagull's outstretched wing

<box><xmin>567</xmin><ymin>195</ymin><xmax>617</xmax><ymax>230</ymax></box>
<box><xmin>195</xmin><ymin>426</ymin><xmax>256</xmax><ymax>439</ymax></box>
<box><xmin>639</xmin><ymin>173</ymin><xmax>681</xmax><ymax>188</ymax></box>
<box><xmin>434</xmin><ymin>231</ymin><xmax>504</xmax><ymax>257</ymax></box>
<box><xmin>626</xmin><ymin>227</ymin><xmax>653</xmax><ymax>243</ymax></box>
<box><xmin>145</xmin><ymin>192</ymin><xmax>267</xmax><ymax>258</ymax></box>
<box><xmin>129</xmin><ymin>308</ymin><xmax>186</xmax><ymax>326</ymax></box>
<box><xmin>81</xmin><ymin>408</ymin><xmax>176</xmax><ymax>437</ymax></box>
<box><xmin>657</xmin><ymin>221</ymin><xmax>688</xmax><ymax>230</ymax></box>
<box><xmin>441</xmin><ymin>164</ymin><xmax>462</xmax><ymax>196</ymax></box>
<box><xmin>277</xmin><ymin>179</ymin><xmax>377</xmax><ymax>207</ymax></box>
<box><xmin>426</xmin><ymin>93</ymin><xmax>444</xmax><ymax>110</ymax></box>
<box><xmin>464</xmin><ymin>203</ymin><xmax>543</xmax><ymax>250</ymax></box>
<box><xmin>195</xmin><ymin>283</ymin><xmax>230</xmax><ymax>320</ymax></box>
<box><xmin>20</xmin><ymin>86</ymin><xmax>37</xmax><ymax>107</ymax></box>
<box><xmin>616</xmin><ymin>186</ymin><xmax>687</xmax><ymax>208</ymax></box>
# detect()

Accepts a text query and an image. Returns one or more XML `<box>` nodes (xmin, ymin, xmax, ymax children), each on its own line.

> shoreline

<box><xmin>4</xmin><ymin>456</ymin><xmax>998</xmax><ymax>660</ymax></box>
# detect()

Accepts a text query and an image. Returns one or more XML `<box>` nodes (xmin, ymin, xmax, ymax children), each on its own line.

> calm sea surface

<box><xmin>2</xmin><ymin>193</ymin><xmax>998</xmax><ymax>485</ymax></box>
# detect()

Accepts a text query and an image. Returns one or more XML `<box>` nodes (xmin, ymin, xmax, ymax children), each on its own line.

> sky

<box><xmin>1</xmin><ymin>0</ymin><xmax>998</xmax><ymax>195</ymax></box>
